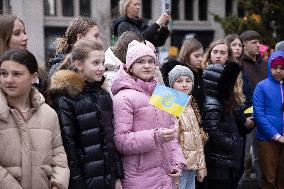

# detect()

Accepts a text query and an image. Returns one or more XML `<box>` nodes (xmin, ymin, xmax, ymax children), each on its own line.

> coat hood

<box><xmin>49</xmin><ymin>70</ymin><xmax>107</xmax><ymax>98</ymax></box>
<box><xmin>0</xmin><ymin>87</ymin><xmax>45</xmax><ymax>122</ymax></box>
<box><xmin>111</xmin><ymin>67</ymin><xmax>156</xmax><ymax>96</ymax></box>
<box><xmin>49</xmin><ymin>70</ymin><xmax>86</xmax><ymax>98</ymax></box>
<box><xmin>113</xmin><ymin>16</ymin><xmax>129</xmax><ymax>36</ymax></box>
<box><xmin>113</xmin><ymin>16</ymin><xmax>147</xmax><ymax>36</ymax></box>
<box><xmin>203</xmin><ymin>62</ymin><xmax>241</xmax><ymax>99</ymax></box>
<box><xmin>267</xmin><ymin>50</ymin><xmax>284</xmax><ymax>82</ymax></box>
<box><xmin>104</xmin><ymin>47</ymin><xmax>123</xmax><ymax>70</ymax></box>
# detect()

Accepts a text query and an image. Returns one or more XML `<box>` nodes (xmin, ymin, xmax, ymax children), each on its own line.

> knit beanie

<box><xmin>126</xmin><ymin>40</ymin><xmax>156</xmax><ymax>71</ymax></box>
<box><xmin>168</xmin><ymin>65</ymin><xmax>194</xmax><ymax>88</ymax></box>
<box><xmin>275</xmin><ymin>40</ymin><xmax>284</xmax><ymax>51</ymax></box>
<box><xmin>271</xmin><ymin>56</ymin><xmax>284</xmax><ymax>69</ymax></box>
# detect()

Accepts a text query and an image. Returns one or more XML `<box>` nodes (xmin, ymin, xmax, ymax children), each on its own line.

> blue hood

<box><xmin>267</xmin><ymin>50</ymin><xmax>284</xmax><ymax>81</ymax></box>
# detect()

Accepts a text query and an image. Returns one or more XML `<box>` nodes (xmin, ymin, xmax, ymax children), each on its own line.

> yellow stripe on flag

<box><xmin>244</xmin><ymin>106</ymin><xmax>253</xmax><ymax>114</ymax></box>
<box><xmin>149</xmin><ymin>95</ymin><xmax>185</xmax><ymax>117</ymax></box>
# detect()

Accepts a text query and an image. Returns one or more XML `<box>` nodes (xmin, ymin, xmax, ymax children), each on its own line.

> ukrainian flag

<box><xmin>244</xmin><ymin>106</ymin><xmax>253</xmax><ymax>115</ymax></box>
<box><xmin>149</xmin><ymin>84</ymin><xmax>190</xmax><ymax>117</ymax></box>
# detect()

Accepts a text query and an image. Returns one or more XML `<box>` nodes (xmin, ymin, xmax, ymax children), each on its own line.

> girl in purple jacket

<box><xmin>111</xmin><ymin>40</ymin><xmax>185</xmax><ymax>189</ymax></box>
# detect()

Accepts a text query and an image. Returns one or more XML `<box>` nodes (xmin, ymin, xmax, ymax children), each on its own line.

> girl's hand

<box><xmin>115</xmin><ymin>179</ymin><xmax>123</xmax><ymax>189</ymax></box>
<box><xmin>169</xmin><ymin>169</ymin><xmax>181</xmax><ymax>188</ymax></box>
<box><xmin>169</xmin><ymin>169</ymin><xmax>181</xmax><ymax>178</ymax></box>
<box><xmin>197</xmin><ymin>174</ymin><xmax>205</xmax><ymax>182</ymax></box>
<box><xmin>161</xmin><ymin>128</ymin><xmax>176</xmax><ymax>143</ymax></box>
<box><xmin>244</xmin><ymin>117</ymin><xmax>254</xmax><ymax>129</ymax></box>
<box><xmin>277</xmin><ymin>136</ymin><xmax>284</xmax><ymax>144</ymax></box>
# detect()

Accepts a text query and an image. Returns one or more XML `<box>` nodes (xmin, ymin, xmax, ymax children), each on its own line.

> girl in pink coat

<box><xmin>111</xmin><ymin>40</ymin><xmax>185</xmax><ymax>189</ymax></box>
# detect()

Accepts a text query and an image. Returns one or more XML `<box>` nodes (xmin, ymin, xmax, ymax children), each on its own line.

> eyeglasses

<box><xmin>135</xmin><ymin>58</ymin><xmax>156</xmax><ymax>66</ymax></box>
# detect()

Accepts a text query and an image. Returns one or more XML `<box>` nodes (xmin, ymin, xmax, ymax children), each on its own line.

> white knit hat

<box><xmin>168</xmin><ymin>65</ymin><xmax>194</xmax><ymax>87</ymax></box>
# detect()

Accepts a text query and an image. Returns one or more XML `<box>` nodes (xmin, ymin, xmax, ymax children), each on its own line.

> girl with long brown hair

<box><xmin>201</xmin><ymin>39</ymin><xmax>254</xmax><ymax>189</ymax></box>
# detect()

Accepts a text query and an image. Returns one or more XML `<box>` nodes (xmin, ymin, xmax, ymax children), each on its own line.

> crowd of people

<box><xmin>0</xmin><ymin>0</ymin><xmax>284</xmax><ymax>189</ymax></box>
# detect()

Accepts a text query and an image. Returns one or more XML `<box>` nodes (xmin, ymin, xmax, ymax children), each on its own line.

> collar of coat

<box><xmin>0</xmin><ymin>87</ymin><xmax>45</xmax><ymax>122</ymax></box>
<box><xmin>49</xmin><ymin>69</ymin><xmax>108</xmax><ymax>98</ymax></box>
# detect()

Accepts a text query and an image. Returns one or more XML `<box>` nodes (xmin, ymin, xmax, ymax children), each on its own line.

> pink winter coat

<box><xmin>111</xmin><ymin>69</ymin><xmax>185</xmax><ymax>189</ymax></box>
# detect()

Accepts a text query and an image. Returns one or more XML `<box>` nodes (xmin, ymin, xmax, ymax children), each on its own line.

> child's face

<box><xmin>230</xmin><ymin>38</ymin><xmax>243</xmax><ymax>59</ymax></box>
<box><xmin>172</xmin><ymin>76</ymin><xmax>193</xmax><ymax>95</ymax></box>
<box><xmin>0</xmin><ymin>60</ymin><xmax>37</xmax><ymax>98</ymax></box>
<box><xmin>130</xmin><ymin>55</ymin><xmax>156</xmax><ymax>81</ymax></box>
<box><xmin>271</xmin><ymin>64</ymin><xmax>284</xmax><ymax>81</ymax></box>
<box><xmin>77</xmin><ymin>50</ymin><xmax>105</xmax><ymax>82</ymax></box>
<box><xmin>210</xmin><ymin>44</ymin><xmax>228</xmax><ymax>64</ymax></box>
<box><xmin>9</xmin><ymin>19</ymin><xmax>28</xmax><ymax>50</ymax></box>
<box><xmin>189</xmin><ymin>48</ymin><xmax>203</xmax><ymax>69</ymax></box>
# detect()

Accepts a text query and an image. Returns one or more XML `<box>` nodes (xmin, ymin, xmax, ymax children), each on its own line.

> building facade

<box><xmin>1</xmin><ymin>0</ymin><xmax>238</xmax><ymax>65</ymax></box>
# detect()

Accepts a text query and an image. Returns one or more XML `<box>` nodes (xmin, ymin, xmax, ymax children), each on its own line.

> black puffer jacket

<box><xmin>49</xmin><ymin>70</ymin><xmax>124</xmax><ymax>189</ymax></box>
<box><xmin>48</xmin><ymin>53</ymin><xmax>65</xmax><ymax>70</ymax></box>
<box><xmin>113</xmin><ymin>16</ymin><xmax>169</xmax><ymax>47</ymax></box>
<box><xmin>202</xmin><ymin>62</ymin><xmax>247</xmax><ymax>170</ymax></box>
<box><xmin>192</xmin><ymin>68</ymin><xmax>205</xmax><ymax>112</ymax></box>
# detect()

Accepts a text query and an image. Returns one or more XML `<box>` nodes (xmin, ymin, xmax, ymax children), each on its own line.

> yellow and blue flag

<box><xmin>149</xmin><ymin>84</ymin><xmax>190</xmax><ymax>117</ymax></box>
<box><xmin>244</xmin><ymin>106</ymin><xmax>253</xmax><ymax>115</ymax></box>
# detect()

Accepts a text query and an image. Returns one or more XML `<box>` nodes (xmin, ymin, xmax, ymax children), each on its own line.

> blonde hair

<box><xmin>233</xmin><ymin>73</ymin><xmax>246</xmax><ymax>107</ymax></box>
<box><xmin>56</xmin><ymin>17</ymin><xmax>97</xmax><ymax>54</ymax></box>
<box><xmin>119</xmin><ymin>0</ymin><xmax>132</xmax><ymax>16</ymax></box>
<box><xmin>59</xmin><ymin>39</ymin><xmax>103</xmax><ymax>70</ymax></box>
<box><xmin>202</xmin><ymin>39</ymin><xmax>233</xmax><ymax>69</ymax></box>
<box><xmin>178</xmin><ymin>38</ymin><xmax>203</xmax><ymax>70</ymax></box>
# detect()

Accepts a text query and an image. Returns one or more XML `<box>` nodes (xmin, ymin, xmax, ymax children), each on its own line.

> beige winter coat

<box><xmin>177</xmin><ymin>99</ymin><xmax>207</xmax><ymax>178</ymax></box>
<box><xmin>0</xmin><ymin>87</ymin><xmax>70</xmax><ymax>189</ymax></box>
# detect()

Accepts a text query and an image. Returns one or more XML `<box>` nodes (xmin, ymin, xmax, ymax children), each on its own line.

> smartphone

<box><xmin>162</xmin><ymin>0</ymin><xmax>171</xmax><ymax>14</ymax></box>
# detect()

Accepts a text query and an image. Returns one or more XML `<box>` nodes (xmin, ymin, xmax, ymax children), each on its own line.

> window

<box><xmin>44</xmin><ymin>0</ymin><xmax>56</xmax><ymax>16</ymax></box>
<box><xmin>80</xmin><ymin>0</ymin><xmax>91</xmax><ymax>16</ymax></box>
<box><xmin>198</xmin><ymin>0</ymin><xmax>207</xmax><ymax>21</ymax></box>
<box><xmin>171</xmin><ymin>0</ymin><xmax>179</xmax><ymax>20</ymax></box>
<box><xmin>184</xmin><ymin>0</ymin><xmax>193</xmax><ymax>20</ymax></box>
<box><xmin>0</xmin><ymin>0</ymin><xmax>3</xmax><ymax>12</ymax></box>
<box><xmin>62</xmin><ymin>0</ymin><xmax>74</xmax><ymax>17</ymax></box>
<box><xmin>111</xmin><ymin>0</ymin><xmax>119</xmax><ymax>18</ymax></box>
<box><xmin>0</xmin><ymin>0</ymin><xmax>11</xmax><ymax>14</ymax></box>
<box><xmin>142</xmin><ymin>0</ymin><xmax>152</xmax><ymax>19</ymax></box>
<box><xmin>238</xmin><ymin>5</ymin><xmax>245</xmax><ymax>17</ymax></box>
<box><xmin>44</xmin><ymin>27</ymin><xmax>66</xmax><ymax>66</ymax></box>
<box><xmin>226</xmin><ymin>0</ymin><xmax>233</xmax><ymax>17</ymax></box>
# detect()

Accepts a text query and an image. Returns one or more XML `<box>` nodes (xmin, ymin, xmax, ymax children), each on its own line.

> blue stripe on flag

<box><xmin>152</xmin><ymin>84</ymin><xmax>189</xmax><ymax>106</ymax></box>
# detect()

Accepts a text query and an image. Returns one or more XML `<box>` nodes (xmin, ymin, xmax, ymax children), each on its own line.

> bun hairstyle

<box><xmin>59</xmin><ymin>39</ymin><xmax>103</xmax><ymax>71</ymax></box>
<box><xmin>56</xmin><ymin>17</ymin><xmax>98</xmax><ymax>54</ymax></box>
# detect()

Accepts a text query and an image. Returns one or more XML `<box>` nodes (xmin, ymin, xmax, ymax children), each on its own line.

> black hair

<box><xmin>240</xmin><ymin>30</ymin><xmax>260</xmax><ymax>42</ymax></box>
<box><xmin>0</xmin><ymin>48</ymin><xmax>38</xmax><ymax>74</ymax></box>
<box><xmin>160</xmin><ymin>57</ymin><xmax>189</xmax><ymax>87</ymax></box>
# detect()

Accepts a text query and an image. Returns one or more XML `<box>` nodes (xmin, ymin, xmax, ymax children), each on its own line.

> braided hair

<box><xmin>56</xmin><ymin>17</ymin><xmax>97</xmax><ymax>54</ymax></box>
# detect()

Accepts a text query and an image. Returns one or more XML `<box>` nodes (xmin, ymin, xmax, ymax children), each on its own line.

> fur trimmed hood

<box><xmin>111</xmin><ymin>67</ymin><xmax>156</xmax><ymax>96</ymax></box>
<box><xmin>49</xmin><ymin>70</ymin><xmax>108</xmax><ymax>98</ymax></box>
